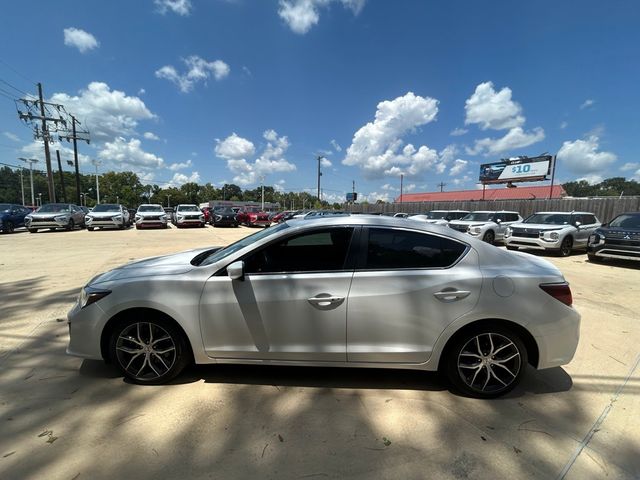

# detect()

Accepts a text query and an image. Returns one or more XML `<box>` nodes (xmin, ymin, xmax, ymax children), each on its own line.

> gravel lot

<box><xmin>0</xmin><ymin>224</ymin><xmax>638</xmax><ymax>479</ymax></box>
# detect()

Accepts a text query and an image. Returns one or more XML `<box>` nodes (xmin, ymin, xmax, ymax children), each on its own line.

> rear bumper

<box><xmin>529</xmin><ymin>306</ymin><xmax>581</xmax><ymax>369</ymax></box>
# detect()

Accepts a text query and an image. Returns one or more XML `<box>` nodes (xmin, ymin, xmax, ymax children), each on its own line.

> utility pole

<box><xmin>18</xmin><ymin>168</ymin><xmax>25</xmax><ymax>206</ymax></box>
<box><xmin>166</xmin><ymin>195</ymin><xmax>171</xmax><ymax>208</ymax></box>
<box><xmin>437</xmin><ymin>181</ymin><xmax>446</xmax><ymax>193</ymax></box>
<box><xmin>18</xmin><ymin>157</ymin><xmax>38</xmax><ymax>206</ymax></box>
<box><xmin>92</xmin><ymin>160</ymin><xmax>101</xmax><ymax>204</ymax></box>
<box><xmin>317</xmin><ymin>155</ymin><xmax>323</xmax><ymax>200</ymax></box>
<box><xmin>37</xmin><ymin>83</ymin><xmax>55</xmax><ymax>202</ymax></box>
<box><xmin>260</xmin><ymin>175</ymin><xmax>265</xmax><ymax>211</ymax></box>
<box><xmin>400</xmin><ymin>173</ymin><xmax>404</xmax><ymax>203</ymax></box>
<box><xmin>57</xmin><ymin>115</ymin><xmax>90</xmax><ymax>205</ymax></box>
<box><xmin>56</xmin><ymin>150</ymin><xmax>67</xmax><ymax>202</ymax></box>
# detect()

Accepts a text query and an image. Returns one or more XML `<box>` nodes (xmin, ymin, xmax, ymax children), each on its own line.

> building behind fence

<box><xmin>346</xmin><ymin>196</ymin><xmax>640</xmax><ymax>222</ymax></box>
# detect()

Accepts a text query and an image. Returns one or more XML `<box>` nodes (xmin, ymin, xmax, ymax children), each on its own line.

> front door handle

<box><xmin>433</xmin><ymin>289</ymin><xmax>471</xmax><ymax>302</ymax></box>
<box><xmin>308</xmin><ymin>294</ymin><xmax>345</xmax><ymax>308</ymax></box>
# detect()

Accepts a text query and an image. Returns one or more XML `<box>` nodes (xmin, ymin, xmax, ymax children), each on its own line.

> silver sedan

<box><xmin>67</xmin><ymin>216</ymin><xmax>580</xmax><ymax>398</ymax></box>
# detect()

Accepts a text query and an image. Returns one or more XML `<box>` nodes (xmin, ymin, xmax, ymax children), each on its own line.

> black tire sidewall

<box><xmin>108</xmin><ymin>317</ymin><xmax>191</xmax><ymax>385</ymax></box>
<box><xmin>445</xmin><ymin>325</ymin><xmax>528</xmax><ymax>398</ymax></box>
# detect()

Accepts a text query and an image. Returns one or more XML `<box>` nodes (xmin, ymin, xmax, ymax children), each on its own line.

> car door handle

<box><xmin>433</xmin><ymin>289</ymin><xmax>471</xmax><ymax>302</ymax></box>
<box><xmin>308</xmin><ymin>294</ymin><xmax>345</xmax><ymax>307</ymax></box>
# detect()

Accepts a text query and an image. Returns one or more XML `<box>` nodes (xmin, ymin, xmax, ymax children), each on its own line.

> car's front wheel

<box><xmin>445</xmin><ymin>326</ymin><xmax>527</xmax><ymax>398</ymax></box>
<box><xmin>559</xmin><ymin>237</ymin><xmax>573</xmax><ymax>257</ymax></box>
<box><xmin>109</xmin><ymin>318</ymin><xmax>191</xmax><ymax>385</ymax></box>
<box><xmin>483</xmin><ymin>230</ymin><xmax>495</xmax><ymax>244</ymax></box>
<box><xmin>2</xmin><ymin>221</ymin><xmax>14</xmax><ymax>233</ymax></box>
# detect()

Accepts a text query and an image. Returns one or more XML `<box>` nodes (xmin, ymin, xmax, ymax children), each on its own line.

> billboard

<box><xmin>479</xmin><ymin>155</ymin><xmax>553</xmax><ymax>184</ymax></box>
<box><xmin>346</xmin><ymin>192</ymin><xmax>358</xmax><ymax>202</ymax></box>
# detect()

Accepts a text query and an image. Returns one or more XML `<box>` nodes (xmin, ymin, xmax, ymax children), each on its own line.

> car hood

<box><xmin>512</xmin><ymin>223</ymin><xmax>569</xmax><ymax>231</ymax></box>
<box><xmin>29</xmin><ymin>212</ymin><xmax>70</xmax><ymax>218</ymax></box>
<box><xmin>450</xmin><ymin>220</ymin><xmax>493</xmax><ymax>226</ymax></box>
<box><xmin>136</xmin><ymin>211</ymin><xmax>165</xmax><ymax>216</ymax></box>
<box><xmin>88</xmin><ymin>246</ymin><xmax>215</xmax><ymax>285</ymax></box>
<box><xmin>88</xmin><ymin>211</ymin><xmax>121</xmax><ymax>218</ymax></box>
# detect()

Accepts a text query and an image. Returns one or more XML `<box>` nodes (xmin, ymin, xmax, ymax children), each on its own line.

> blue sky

<box><xmin>0</xmin><ymin>0</ymin><xmax>638</xmax><ymax>203</ymax></box>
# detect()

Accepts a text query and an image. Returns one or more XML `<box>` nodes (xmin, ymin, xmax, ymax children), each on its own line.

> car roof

<box><xmin>532</xmin><ymin>211</ymin><xmax>595</xmax><ymax>215</ymax></box>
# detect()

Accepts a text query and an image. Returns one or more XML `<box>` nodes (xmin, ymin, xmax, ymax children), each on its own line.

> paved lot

<box><xmin>0</xmin><ymin>224</ymin><xmax>638</xmax><ymax>480</ymax></box>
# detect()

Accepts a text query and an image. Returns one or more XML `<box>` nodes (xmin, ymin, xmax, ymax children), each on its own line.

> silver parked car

<box><xmin>67</xmin><ymin>216</ymin><xmax>580</xmax><ymax>398</ymax></box>
<box><xmin>85</xmin><ymin>203</ymin><xmax>130</xmax><ymax>231</ymax></box>
<box><xmin>173</xmin><ymin>204</ymin><xmax>206</xmax><ymax>228</ymax></box>
<box><xmin>134</xmin><ymin>204</ymin><xmax>168</xmax><ymax>229</ymax></box>
<box><xmin>25</xmin><ymin>203</ymin><xmax>86</xmax><ymax>233</ymax></box>
<box><xmin>448</xmin><ymin>211</ymin><xmax>522</xmax><ymax>244</ymax></box>
<box><xmin>505</xmin><ymin>211</ymin><xmax>601</xmax><ymax>256</ymax></box>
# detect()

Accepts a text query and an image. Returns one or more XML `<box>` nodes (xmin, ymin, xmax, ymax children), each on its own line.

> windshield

<box><xmin>138</xmin><ymin>205</ymin><xmax>164</xmax><ymax>213</ymax></box>
<box><xmin>178</xmin><ymin>205</ymin><xmax>200</xmax><ymax>212</ymax></box>
<box><xmin>92</xmin><ymin>204</ymin><xmax>120</xmax><ymax>212</ymax></box>
<box><xmin>199</xmin><ymin>222</ymin><xmax>289</xmax><ymax>266</ymax></box>
<box><xmin>426</xmin><ymin>211</ymin><xmax>448</xmax><ymax>219</ymax></box>
<box><xmin>218</xmin><ymin>208</ymin><xmax>235</xmax><ymax>214</ymax></box>
<box><xmin>0</xmin><ymin>204</ymin><xmax>10</xmax><ymax>212</ymax></box>
<box><xmin>461</xmin><ymin>212</ymin><xmax>494</xmax><ymax>222</ymax></box>
<box><xmin>524</xmin><ymin>213</ymin><xmax>571</xmax><ymax>225</ymax></box>
<box><xmin>37</xmin><ymin>204</ymin><xmax>69</xmax><ymax>213</ymax></box>
<box><xmin>609</xmin><ymin>213</ymin><xmax>640</xmax><ymax>229</ymax></box>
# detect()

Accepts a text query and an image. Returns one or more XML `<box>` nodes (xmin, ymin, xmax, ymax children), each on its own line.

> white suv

<box><xmin>134</xmin><ymin>204</ymin><xmax>168</xmax><ymax>229</ymax></box>
<box><xmin>410</xmin><ymin>210</ymin><xmax>469</xmax><ymax>225</ymax></box>
<box><xmin>448</xmin><ymin>211</ymin><xmax>522</xmax><ymax>244</ymax></box>
<box><xmin>505</xmin><ymin>211</ymin><xmax>601</xmax><ymax>256</ymax></box>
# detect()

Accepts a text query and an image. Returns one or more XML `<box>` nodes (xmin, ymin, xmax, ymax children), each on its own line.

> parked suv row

<box><xmin>448</xmin><ymin>211</ymin><xmax>522</xmax><ymax>244</ymax></box>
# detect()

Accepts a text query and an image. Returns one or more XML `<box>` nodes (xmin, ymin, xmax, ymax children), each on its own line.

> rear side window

<box><xmin>364</xmin><ymin>228</ymin><xmax>467</xmax><ymax>270</ymax></box>
<box><xmin>582</xmin><ymin>214</ymin><xmax>597</xmax><ymax>225</ymax></box>
<box><xmin>505</xmin><ymin>213</ymin><xmax>519</xmax><ymax>222</ymax></box>
<box><xmin>244</xmin><ymin>227</ymin><xmax>354</xmax><ymax>274</ymax></box>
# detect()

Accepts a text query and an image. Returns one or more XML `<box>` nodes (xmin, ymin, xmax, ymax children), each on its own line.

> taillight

<box><xmin>540</xmin><ymin>283</ymin><xmax>573</xmax><ymax>306</ymax></box>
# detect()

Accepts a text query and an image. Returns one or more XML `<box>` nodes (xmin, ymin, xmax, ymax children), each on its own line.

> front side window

<box><xmin>364</xmin><ymin>228</ymin><xmax>467</xmax><ymax>270</ymax></box>
<box><xmin>244</xmin><ymin>227</ymin><xmax>354</xmax><ymax>274</ymax></box>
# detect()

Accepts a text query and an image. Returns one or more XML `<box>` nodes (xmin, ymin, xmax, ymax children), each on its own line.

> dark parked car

<box><xmin>0</xmin><ymin>203</ymin><xmax>32</xmax><ymax>233</ymax></box>
<box><xmin>25</xmin><ymin>203</ymin><xmax>86</xmax><ymax>233</ymax></box>
<box><xmin>588</xmin><ymin>212</ymin><xmax>640</xmax><ymax>263</ymax></box>
<box><xmin>211</xmin><ymin>206</ymin><xmax>239</xmax><ymax>227</ymax></box>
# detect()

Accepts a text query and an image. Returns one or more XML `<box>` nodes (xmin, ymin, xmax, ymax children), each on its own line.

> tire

<box><xmin>28</xmin><ymin>228</ymin><xmax>38</xmax><ymax>233</ymax></box>
<box><xmin>445</xmin><ymin>325</ymin><xmax>528</xmax><ymax>398</ymax></box>
<box><xmin>109</xmin><ymin>317</ymin><xmax>191</xmax><ymax>385</ymax></box>
<box><xmin>506</xmin><ymin>245</ymin><xmax>517</xmax><ymax>251</ymax></box>
<box><xmin>558</xmin><ymin>237</ymin><xmax>573</xmax><ymax>257</ymax></box>
<box><xmin>118</xmin><ymin>221</ymin><xmax>125</xmax><ymax>230</ymax></box>
<box><xmin>87</xmin><ymin>227</ymin><xmax>94</xmax><ymax>231</ymax></box>
<box><xmin>2</xmin><ymin>221</ymin><xmax>14</xmax><ymax>234</ymax></box>
<box><xmin>588</xmin><ymin>253</ymin><xmax>602</xmax><ymax>263</ymax></box>
<box><xmin>66</xmin><ymin>219</ymin><xmax>75</xmax><ymax>231</ymax></box>
<box><xmin>483</xmin><ymin>230</ymin><xmax>495</xmax><ymax>244</ymax></box>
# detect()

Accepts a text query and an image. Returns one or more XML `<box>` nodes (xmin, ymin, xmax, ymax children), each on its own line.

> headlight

<box><xmin>473</xmin><ymin>227</ymin><xmax>482</xmax><ymax>233</ymax></box>
<box><xmin>161</xmin><ymin>214</ymin><xmax>167</xmax><ymax>220</ymax></box>
<box><xmin>589</xmin><ymin>233</ymin><xmax>602</xmax><ymax>244</ymax></box>
<box><xmin>54</xmin><ymin>215</ymin><xmax>69</xmax><ymax>222</ymax></box>
<box><xmin>505</xmin><ymin>227</ymin><xmax>511</xmax><ymax>238</ymax></box>
<box><xmin>112</xmin><ymin>214</ymin><xmax>122</xmax><ymax>219</ymax></box>
<box><xmin>135</xmin><ymin>215</ymin><xmax>142</xmax><ymax>221</ymax></box>
<box><xmin>549</xmin><ymin>232</ymin><xmax>559</xmax><ymax>240</ymax></box>
<box><xmin>78</xmin><ymin>287</ymin><xmax>111</xmax><ymax>309</ymax></box>
<box><xmin>199</xmin><ymin>214</ymin><xmax>204</xmax><ymax>220</ymax></box>
<box><xmin>215</xmin><ymin>215</ymin><xmax>222</xmax><ymax>221</ymax></box>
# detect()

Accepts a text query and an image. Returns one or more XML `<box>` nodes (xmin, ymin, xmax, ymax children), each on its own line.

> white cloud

<box><xmin>274</xmin><ymin>179</ymin><xmax>286</xmax><ymax>192</ymax></box>
<box><xmin>330</xmin><ymin>139</ymin><xmax>342</xmax><ymax>152</ymax></box>
<box><xmin>156</xmin><ymin>56</ymin><xmax>230</xmax><ymax>93</ymax></box>
<box><xmin>453</xmin><ymin>175</ymin><xmax>472</xmax><ymax>186</ymax></box>
<box><xmin>560</xmin><ymin>121</ymin><xmax>568</xmax><ymax>130</ymax></box>
<box><xmin>465</xmin><ymin>81</ymin><xmax>525</xmax><ymax>131</ymax></box>
<box><xmin>449</xmin><ymin>159</ymin><xmax>468</xmax><ymax>176</ymax></box>
<box><xmin>98</xmin><ymin>137</ymin><xmax>165</xmax><ymax>170</ymax></box>
<box><xmin>215</xmin><ymin>130</ymin><xmax>296</xmax><ymax>185</ymax></box>
<box><xmin>556</xmin><ymin>135</ymin><xmax>617</xmax><ymax>175</ymax></box>
<box><xmin>381</xmin><ymin>183</ymin><xmax>398</xmax><ymax>191</ymax></box>
<box><xmin>168</xmin><ymin>160</ymin><xmax>193</xmax><ymax>171</ymax></box>
<box><xmin>50</xmin><ymin>82</ymin><xmax>154</xmax><ymax>142</ymax></box>
<box><xmin>466</xmin><ymin>127</ymin><xmax>545</xmax><ymax>156</ymax></box>
<box><xmin>361</xmin><ymin>191</ymin><xmax>391</xmax><ymax>203</ymax></box>
<box><xmin>580</xmin><ymin>99</ymin><xmax>595</xmax><ymax>110</ymax></box>
<box><xmin>215</xmin><ymin>132</ymin><xmax>256</xmax><ymax>159</ymax></box>
<box><xmin>320</xmin><ymin>157</ymin><xmax>332</xmax><ymax>168</ymax></box>
<box><xmin>143</xmin><ymin>131</ymin><xmax>160</xmax><ymax>141</ymax></box>
<box><xmin>577</xmin><ymin>174</ymin><xmax>603</xmax><ymax>185</ymax></box>
<box><xmin>63</xmin><ymin>28</ymin><xmax>99</xmax><ymax>53</ymax></box>
<box><xmin>154</xmin><ymin>0</ymin><xmax>192</xmax><ymax>16</ymax></box>
<box><xmin>3</xmin><ymin>132</ymin><xmax>20</xmax><ymax>142</ymax></box>
<box><xmin>342</xmin><ymin>92</ymin><xmax>442</xmax><ymax>179</ymax></box>
<box><xmin>139</xmin><ymin>172</ymin><xmax>155</xmax><ymax>184</ymax></box>
<box><xmin>278</xmin><ymin>0</ymin><xmax>366</xmax><ymax>34</ymax></box>
<box><xmin>168</xmin><ymin>171</ymin><xmax>201</xmax><ymax>187</ymax></box>
<box><xmin>20</xmin><ymin>140</ymin><xmax>91</xmax><ymax>166</ymax></box>
<box><xmin>450</xmin><ymin>127</ymin><xmax>468</xmax><ymax>136</ymax></box>
<box><xmin>620</xmin><ymin>162</ymin><xmax>639</xmax><ymax>172</ymax></box>
<box><xmin>138</xmin><ymin>88</ymin><xmax>146</xmax><ymax>95</ymax></box>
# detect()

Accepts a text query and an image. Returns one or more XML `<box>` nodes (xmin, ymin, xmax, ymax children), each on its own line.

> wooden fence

<box><xmin>346</xmin><ymin>196</ymin><xmax>640</xmax><ymax>222</ymax></box>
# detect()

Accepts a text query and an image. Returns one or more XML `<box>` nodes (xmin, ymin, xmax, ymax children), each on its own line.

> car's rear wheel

<box><xmin>2</xmin><ymin>221</ymin><xmax>14</xmax><ymax>233</ymax></box>
<box><xmin>559</xmin><ymin>237</ymin><xmax>573</xmax><ymax>257</ymax></box>
<box><xmin>483</xmin><ymin>230</ymin><xmax>495</xmax><ymax>244</ymax></box>
<box><xmin>87</xmin><ymin>227</ymin><xmax>94</xmax><ymax>231</ymax></box>
<box><xmin>445</xmin><ymin>327</ymin><xmax>527</xmax><ymax>398</ymax></box>
<box><xmin>66</xmin><ymin>219</ymin><xmax>75</xmax><ymax>231</ymax></box>
<box><xmin>109</xmin><ymin>318</ymin><xmax>190</xmax><ymax>385</ymax></box>
<box><xmin>28</xmin><ymin>228</ymin><xmax>38</xmax><ymax>233</ymax></box>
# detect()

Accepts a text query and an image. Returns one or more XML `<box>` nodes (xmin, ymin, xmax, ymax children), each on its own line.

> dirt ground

<box><xmin>0</xmin><ymin>224</ymin><xmax>638</xmax><ymax>480</ymax></box>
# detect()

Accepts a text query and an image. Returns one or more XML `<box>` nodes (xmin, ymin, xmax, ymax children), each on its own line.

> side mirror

<box><xmin>227</xmin><ymin>261</ymin><xmax>245</xmax><ymax>281</ymax></box>
<box><xmin>495</xmin><ymin>218</ymin><xmax>502</xmax><ymax>224</ymax></box>
<box><xmin>575</xmin><ymin>221</ymin><xmax>582</xmax><ymax>228</ymax></box>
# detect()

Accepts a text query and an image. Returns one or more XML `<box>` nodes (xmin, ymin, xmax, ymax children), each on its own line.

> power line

<box><xmin>0</xmin><ymin>57</ymin><xmax>36</xmax><ymax>85</ymax></box>
<box><xmin>0</xmin><ymin>76</ymin><xmax>29</xmax><ymax>96</ymax></box>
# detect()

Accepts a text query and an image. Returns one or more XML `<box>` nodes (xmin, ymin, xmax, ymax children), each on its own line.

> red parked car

<box><xmin>236</xmin><ymin>207</ymin><xmax>271</xmax><ymax>227</ymax></box>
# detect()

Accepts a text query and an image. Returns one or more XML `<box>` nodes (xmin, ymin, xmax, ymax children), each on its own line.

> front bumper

<box><xmin>135</xmin><ymin>217</ymin><xmax>168</xmax><ymax>228</ymax></box>
<box><xmin>25</xmin><ymin>218</ymin><xmax>71</xmax><ymax>229</ymax></box>
<box><xmin>175</xmin><ymin>217</ymin><xmax>205</xmax><ymax>227</ymax></box>
<box><xmin>248</xmin><ymin>220</ymin><xmax>271</xmax><ymax>227</ymax></box>
<box><xmin>588</xmin><ymin>242</ymin><xmax>640</xmax><ymax>261</ymax></box>
<box><xmin>505</xmin><ymin>236</ymin><xmax>562</xmax><ymax>250</ymax></box>
<box><xmin>87</xmin><ymin>217</ymin><xmax>124</xmax><ymax>228</ymax></box>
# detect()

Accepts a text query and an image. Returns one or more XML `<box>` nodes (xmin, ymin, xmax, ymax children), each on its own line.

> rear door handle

<box><xmin>308</xmin><ymin>294</ymin><xmax>345</xmax><ymax>307</ymax></box>
<box><xmin>433</xmin><ymin>290</ymin><xmax>471</xmax><ymax>302</ymax></box>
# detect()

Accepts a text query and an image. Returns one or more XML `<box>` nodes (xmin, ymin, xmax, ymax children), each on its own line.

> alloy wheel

<box><xmin>560</xmin><ymin>237</ymin><xmax>572</xmax><ymax>256</ymax></box>
<box><xmin>115</xmin><ymin>322</ymin><xmax>177</xmax><ymax>381</ymax></box>
<box><xmin>457</xmin><ymin>332</ymin><xmax>522</xmax><ymax>394</ymax></box>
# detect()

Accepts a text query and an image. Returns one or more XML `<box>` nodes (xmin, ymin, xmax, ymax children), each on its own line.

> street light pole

<box><xmin>260</xmin><ymin>175</ymin><xmax>265</xmax><ymax>211</ymax></box>
<box><xmin>166</xmin><ymin>195</ymin><xmax>171</xmax><ymax>208</ymax></box>
<box><xmin>91</xmin><ymin>160</ymin><xmax>101</xmax><ymax>204</ymax></box>
<box><xmin>18</xmin><ymin>168</ymin><xmax>25</xmax><ymax>206</ymax></box>
<box><xmin>37</xmin><ymin>193</ymin><xmax>42</xmax><ymax>207</ymax></box>
<box><xmin>18</xmin><ymin>157</ymin><xmax>38</xmax><ymax>206</ymax></box>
